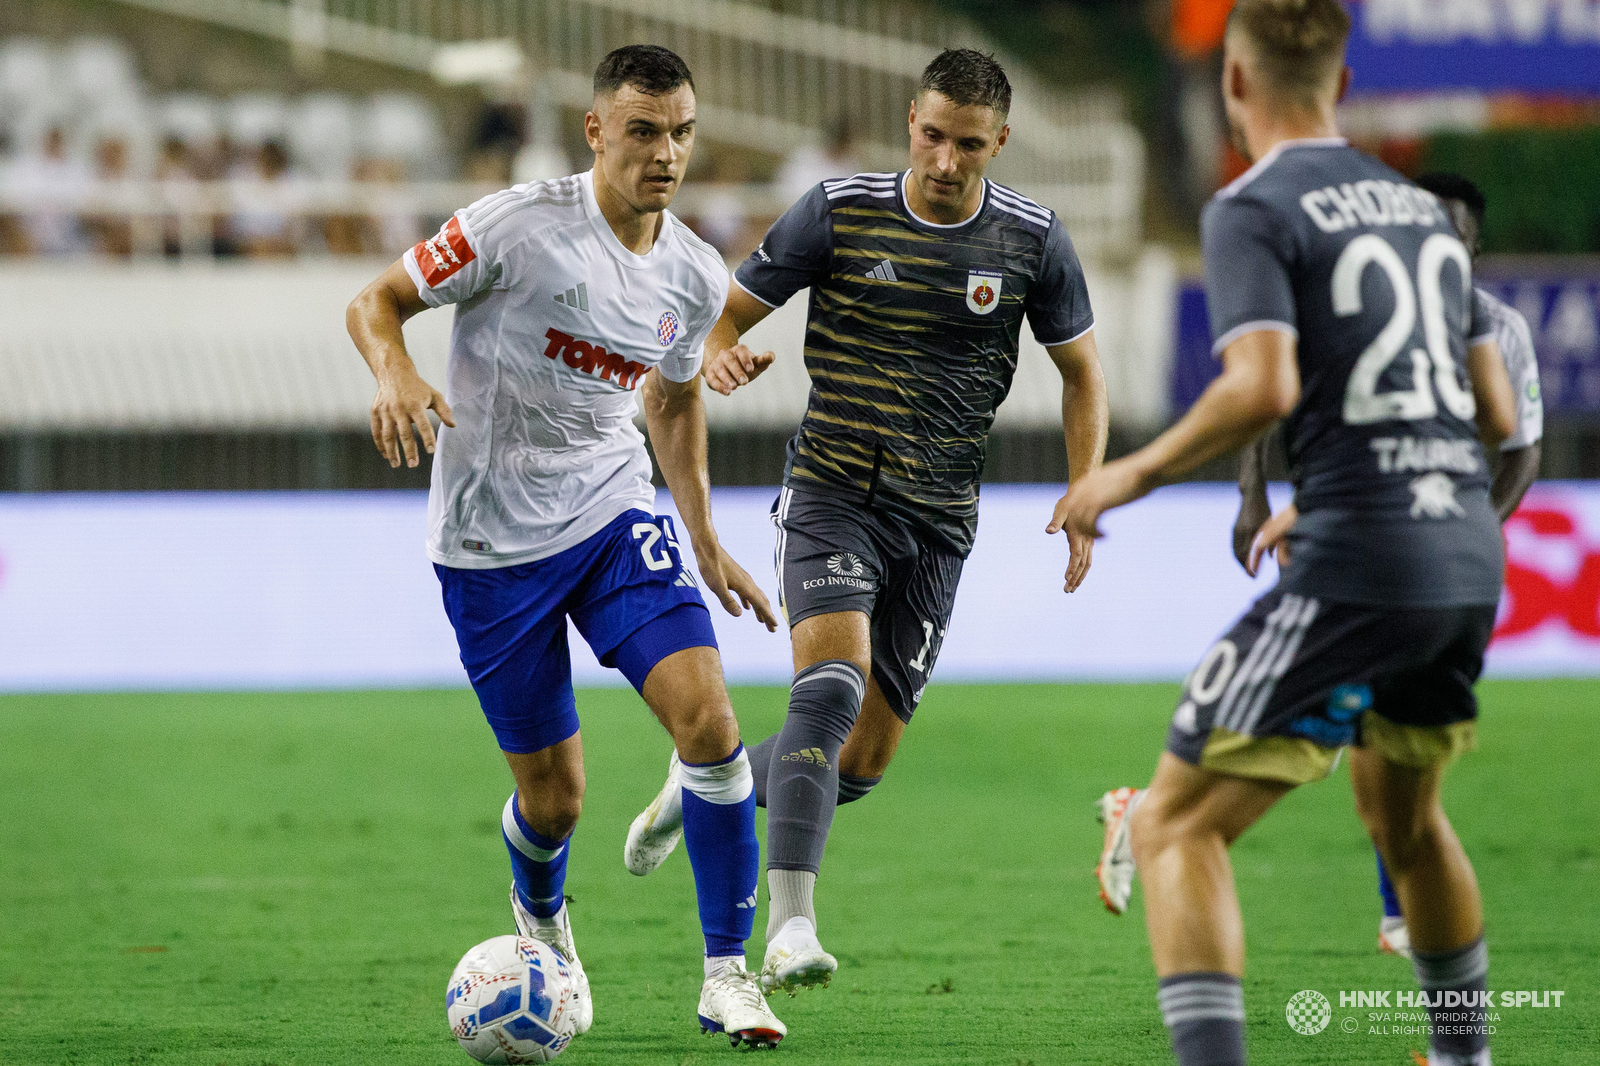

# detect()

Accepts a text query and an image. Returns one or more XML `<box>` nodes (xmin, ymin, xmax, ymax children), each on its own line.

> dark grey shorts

<box><xmin>1166</xmin><ymin>586</ymin><xmax>1497</xmax><ymax>784</ymax></box>
<box><xmin>772</xmin><ymin>485</ymin><xmax>965</xmax><ymax>723</ymax></box>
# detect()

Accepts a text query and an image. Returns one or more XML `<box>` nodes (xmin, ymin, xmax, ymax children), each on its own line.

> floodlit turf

<box><xmin>1</xmin><ymin>682</ymin><xmax>1596</xmax><ymax>1065</ymax></box>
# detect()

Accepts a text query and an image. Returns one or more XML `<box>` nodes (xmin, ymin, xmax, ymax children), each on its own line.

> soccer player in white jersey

<box><xmin>345</xmin><ymin>46</ymin><xmax>787</xmax><ymax>1049</ymax></box>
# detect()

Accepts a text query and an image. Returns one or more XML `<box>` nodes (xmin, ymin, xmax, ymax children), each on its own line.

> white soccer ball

<box><xmin>446</xmin><ymin>935</ymin><xmax>578</xmax><ymax>1063</ymax></box>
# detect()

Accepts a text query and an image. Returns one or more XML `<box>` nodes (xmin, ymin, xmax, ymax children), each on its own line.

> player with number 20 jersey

<box><xmin>1063</xmin><ymin>4</ymin><xmax>1513</xmax><ymax>1065</ymax></box>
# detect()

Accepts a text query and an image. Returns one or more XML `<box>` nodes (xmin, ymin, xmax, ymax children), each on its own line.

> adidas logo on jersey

<box><xmin>780</xmin><ymin>747</ymin><xmax>829</xmax><ymax>767</ymax></box>
<box><xmin>864</xmin><ymin>260</ymin><xmax>899</xmax><ymax>282</ymax></box>
<box><xmin>543</xmin><ymin>327</ymin><xmax>648</xmax><ymax>390</ymax></box>
<box><xmin>553</xmin><ymin>283</ymin><xmax>589</xmax><ymax>311</ymax></box>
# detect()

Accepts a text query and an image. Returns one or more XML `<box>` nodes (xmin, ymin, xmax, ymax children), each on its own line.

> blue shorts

<box><xmin>436</xmin><ymin>509</ymin><xmax>718</xmax><ymax>754</ymax></box>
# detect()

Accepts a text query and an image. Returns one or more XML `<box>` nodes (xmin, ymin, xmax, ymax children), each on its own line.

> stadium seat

<box><xmin>63</xmin><ymin>36</ymin><xmax>140</xmax><ymax>109</ymax></box>
<box><xmin>227</xmin><ymin>92</ymin><xmax>291</xmax><ymax>149</ymax></box>
<box><xmin>360</xmin><ymin>92</ymin><xmax>449</xmax><ymax>178</ymax></box>
<box><xmin>289</xmin><ymin>92</ymin><xmax>358</xmax><ymax>179</ymax></box>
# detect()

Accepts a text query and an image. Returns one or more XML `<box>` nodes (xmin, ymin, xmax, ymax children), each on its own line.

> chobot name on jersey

<box><xmin>543</xmin><ymin>327</ymin><xmax>649</xmax><ymax>391</ymax></box>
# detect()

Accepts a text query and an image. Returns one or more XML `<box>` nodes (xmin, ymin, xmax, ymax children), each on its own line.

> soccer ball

<box><xmin>446</xmin><ymin>935</ymin><xmax>578</xmax><ymax>1063</ymax></box>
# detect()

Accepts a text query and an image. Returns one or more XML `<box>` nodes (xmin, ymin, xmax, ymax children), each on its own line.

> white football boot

<box><xmin>760</xmin><ymin>915</ymin><xmax>838</xmax><ymax>996</ymax></box>
<box><xmin>1379</xmin><ymin>915</ymin><xmax>1413</xmax><ymax>959</ymax></box>
<box><xmin>624</xmin><ymin>752</ymin><xmax>683</xmax><ymax>876</ymax></box>
<box><xmin>1095</xmin><ymin>786</ymin><xmax>1145</xmax><ymax>915</ymax></box>
<box><xmin>511</xmin><ymin>886</ymin><xmax>593</xmax><ymax>1035</ymax></box>
<box><xmin>699</xmin><ymin>958</ymin><xmax>786</xmax><ymax>1049</ymax></box>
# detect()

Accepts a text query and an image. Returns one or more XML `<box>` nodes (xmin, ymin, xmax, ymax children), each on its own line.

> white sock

<box><xmin>704</xmin><ymin>954</ymin><xmax>744</xmax><ymax>980</ymax></box>
<box><xmin>766</xmin><ymin>868</ymin><xmax>816</xmax><ymax>941</ymax></box>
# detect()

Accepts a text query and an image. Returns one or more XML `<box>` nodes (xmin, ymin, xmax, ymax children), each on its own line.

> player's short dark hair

<box><xmin>1414</xmin><ymin>172</ymin><xmax>1488</xmax><ymax>230</ymax></box>
<box><xmin>918</xmin><ymin>48</ymin><xmax>1011</xmax><ymax>118</ymax></box>
<box><xmin>592</xmin><ymin>45</ymin><xmax>694</xmax><ymax>98</ymax></box>
<box><xmin>1227</xmin><ymin>0</ymin><xmax>1350</xmax><ymax>101</ymax></box>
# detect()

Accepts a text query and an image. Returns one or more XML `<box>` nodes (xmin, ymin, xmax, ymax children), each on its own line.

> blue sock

<box><xmin>1376</xmin><ymin>847</ymin><xmax>1402</xmax><ymax>919</ymax></box>
<box><xmin>501</xmin><ymin>793</ymin><xmax>569</xmax><ymax>918</ymax></box>
<box><xmin>679</xmin><ymin>745</ymin><xmax>759</xmax><ymax>958</ymax></box>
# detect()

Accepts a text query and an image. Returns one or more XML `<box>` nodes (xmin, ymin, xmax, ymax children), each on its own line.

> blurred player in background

<box><xmin>345</xmin><ymin>45</ymin><xmax>788</xmax><ymax>1049</ymax></box>
<box><xmin>1230</xmin><ymin>171</ymin><xmax>1544</xmax><ymax>961</ymax></box>
<box><xmin>626</xmin><ymin>47</ymin><xmax>1108</xmax><ymax>996</ymax></box>
<box><xmin>1065</xmin><ymin>3</ymin><xmax>1516</xmax><ymax>1064</ymax></box>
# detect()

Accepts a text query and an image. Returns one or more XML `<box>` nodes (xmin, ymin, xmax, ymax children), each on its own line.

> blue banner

<box><xmin>1344</xmin><ymin>0</ymin><xmax>1600</xmax><ymax>95</ymax></box>
<box><xmin>1173</xmin><ymin>269</ymin><xmax>1600</xmax><ymax>416</ymax></box>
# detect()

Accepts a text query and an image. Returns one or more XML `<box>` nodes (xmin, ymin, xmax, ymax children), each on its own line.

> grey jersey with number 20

<box><xmin>1202</xmin><ymin>139</ymin><xmax>1503</xmax><ymax>607</ymax></box>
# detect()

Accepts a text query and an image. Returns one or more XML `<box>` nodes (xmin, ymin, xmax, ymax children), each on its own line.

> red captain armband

<box><xmin>412</xmin><ymin>216</ymin><xmax>476</xmax><ymax>287</ymax></box>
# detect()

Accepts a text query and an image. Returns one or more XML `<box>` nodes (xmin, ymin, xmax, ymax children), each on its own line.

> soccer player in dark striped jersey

<box><xmin>1062</xmin><ymin>4</ymin><xmax>1516</xmax><ymax>1065</ymax></box>
<box><xmin>624</xmin><ymin>48</ymin><xmax>1110</xmax><ymax>994</ymax></box>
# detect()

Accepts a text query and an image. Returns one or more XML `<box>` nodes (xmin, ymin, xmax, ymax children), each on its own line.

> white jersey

<box><xmin>1476</xmin><ymin>287</ymin><xmax>1544</xmax><ymax>452</ymax></box>
<box><xmin>404</xmin><ymin>170</ymin><xmax>729</xmax><ymax>569</ymax></box>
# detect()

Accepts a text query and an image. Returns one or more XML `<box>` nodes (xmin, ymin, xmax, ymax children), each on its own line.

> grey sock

<box><xmin>837</xmin><ymin>773</ymin><xmax>881</xmax><ymax>804</ymax></box>
<box><xmin>750</xmin><ymin>740</ymin><xmax>881</xmax><ymax>809</ymax></box>
<box><xmin>747</xmin><ymin>733</ymin><xmax>778</xmax><ymax>808</ymax></box>
<box><xmin>766</xmin><ymin>868</ymin><xmax>817</xmax><ymax>940</ymax></box>
<box><xmin>1157</xmin><ymin>972</ymin><xmax>1246</xmax><ymax>1066</ymax></box>
<box><xmin>764</xmin><ymin>658</ymin><xmax>864</xmax><ymax>878</ymax></box>
<box><xmin>1414</xmin><ymin>937</ymin><xmax>1490</xmax><ymax>1064</ymax></box>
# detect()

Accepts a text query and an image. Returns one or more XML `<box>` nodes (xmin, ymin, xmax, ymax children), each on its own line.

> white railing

<box><xmin>0</xmin><ymin>253</ymin><xmax>1177</xmax><ymax>434</ymax></box>
<box><xmin>101</xmin><ymin>0</ymin><xmax>1144</xmax><ymax>256</ymax></box>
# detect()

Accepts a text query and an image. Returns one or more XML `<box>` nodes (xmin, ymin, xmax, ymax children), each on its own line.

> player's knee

<box><xmin>1128</xmin><ymin>795</ymin><xmax>1172</xmax><ymax>868</ymax></box>
<box><xmin>1367</xmin><ymin>804</ymin><xmax>1443</xmax><ymax>874</ymax></box>
<box><xmin>516</xmin><ymin>772</ymin><xmax>585</xmax><ymax>841</ymax></box>
<box><xmin>663</xmin><ymin>692</ymin><xmax>740</xmax><ymax>762</ymax></box>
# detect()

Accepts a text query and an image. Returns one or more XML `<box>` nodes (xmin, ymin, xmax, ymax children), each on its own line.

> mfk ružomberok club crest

<box><xmin>966</xmin><ymin>270</ymin><xmax>1001</xmax><ymax>315</ymax></box>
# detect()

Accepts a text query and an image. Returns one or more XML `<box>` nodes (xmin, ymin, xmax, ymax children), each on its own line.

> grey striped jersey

<box><xmin>403</xmin><ymin>170</ymin><xmax>729</xmax><ymax>569</ymax></box>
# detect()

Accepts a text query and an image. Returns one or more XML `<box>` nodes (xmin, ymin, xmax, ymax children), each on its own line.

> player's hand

<box><xmin>704</xmin><ymin>344</ymin><xmax>776</xmax><ymax>397</ymax></box>
<box><xmin>1232</xmin><ymin>490</ymin><xmax>1272</xmax><ymax>571</ymax></box>
<box><xmin>372</xmin><ymin>370</ymin><xmax>454</xmax><ymax>469</ymax></box>
<box><xmin>1047</xmin><ymin>459</ymin><xmax>1147</xmax><ymax>593</ymax></box>
<box><xmin>695</xmin><ymin>539</ymin><xmax>780</xmax><ymax>632</ymax></box>
<box><xmin>1246</xmin><ymin>502</ymin><xmax>1298</xmax><ymax>577</ymax></box>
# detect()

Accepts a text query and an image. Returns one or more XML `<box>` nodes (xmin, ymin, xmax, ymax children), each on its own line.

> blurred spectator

<box><xmin>512</xmin><ymin>79</ymin><xmax>573</xmax><ymax>185</ymax></box>
<box><xmin>229</xmin><ymin>139</ymin><xmax>302</xmax><ymax>258</ymax></box>
<box><xmin>84</xmin><ymin>134</ymin><xmax>135</xmax><ymax>258</ymax></box>
<box><xmin>693</xmin><ymin>150</ymin><xmax>755</xmax><ymax>258</ymax></box>
<box><xmin>776</xmin><ymin>113</ymin><xmax>863</xmax><ymax>205</ymax></box>
<box><xmin>154</xmin><ymin>134</ymin><xmax>204</xmax><ymax>258</ymax></box>
<box><xmin>1147</xmin><ymin>0</ymin><xmax>1236</xmax><ymax>218</ymax></box>
<box><xmin>0</xmin><ymin>128</ymin><xmax>23</xmax><ymax>255</ymax></box>
<box><xmin>354</xmin><ymin>156</ymin><xmax>424</xmax><ymax>257</ymax></box>
<box><xmin>467</xmin><ymin>99</ymin><xmax>526</xmax><ymax>184</ymax></box>
<box><xmin>3</xmin><ymin>126</ymin><xmax>92</xmax><ymax>256</ymax></box>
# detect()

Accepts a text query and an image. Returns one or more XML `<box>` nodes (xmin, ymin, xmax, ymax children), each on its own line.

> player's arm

<box><xmin>1232</xmin><ymin>430</ymin><xmax>1275</xmax><ymax>572</ymax></box>
<box><xmin>346</xmin><ymin>258</ymin><xmax>455</xmax><ymax>468</ymax></box>
<box><xmin>1053</xmin><ymin>329</ymin><xmax>1300</xmax><ymax>541</ymax></box>
<box><xmin>642</xmin><ymin>368</ymin><xmax>778</xmax><ymax>631</ymax></box>
<box><xmin>1467</xmin><ymin>337</ymin><xmax>1516</xmax><ymax>450</ymax></box>
<box><xmin>704</xmin><ymin>184</ymin><xmax>831</xmax><ymax>396</ymax></box>
<box><xmin>1044</xmin><ymin>331</ymin><xmax>1109</xmax><ymax>592</ymax></box>
<box><xmin>703</xmin><ymin>285</ymin><xmax>778</xmax><ymax>396</ymax></box>
<box><xmin>1491</xmin><ymin>442</ymin><xmax>1540</xmax><ymax>523</ymax></box>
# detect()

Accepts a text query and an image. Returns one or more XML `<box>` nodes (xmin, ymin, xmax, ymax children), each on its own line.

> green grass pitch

<box><xmin>2</xmin><ymin>681</ymin><xmax>1596</xmax><ymax>1064</ymax></box>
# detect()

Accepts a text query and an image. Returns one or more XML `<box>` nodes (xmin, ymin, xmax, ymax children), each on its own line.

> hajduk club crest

<box><xmin>657</xmin><ymin>310</ymin><xmax>680</xmax><ymax>347</ymax></box>
<box><xmin>966</xmin><ymin>270</ymin><xmax>1002</xmax><ymax>315</ymax></box>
